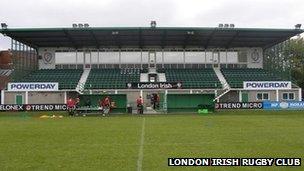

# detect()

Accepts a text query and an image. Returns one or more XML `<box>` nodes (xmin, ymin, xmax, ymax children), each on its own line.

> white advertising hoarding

<box><xmin>7</xmin><ymin>82</ymin><xmax>59</xmax><ymax>92</ymax></box>
<box><xmin>243</xmin><ymin>81</ymin><xmax>292</xmax><ymax>90</ymax></box>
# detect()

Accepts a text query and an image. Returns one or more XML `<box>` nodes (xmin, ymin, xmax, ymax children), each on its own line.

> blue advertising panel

<box><xmin>263</xmin><ymin>101</ymin><xmax>304</xmax><ymax>110</ymax></box>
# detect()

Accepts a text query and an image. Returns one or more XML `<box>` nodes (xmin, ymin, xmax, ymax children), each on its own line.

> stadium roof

<box><xmin>0</xmin><ymin>27</ymin><xmax>303</xmax><ymax>49</ymax></box>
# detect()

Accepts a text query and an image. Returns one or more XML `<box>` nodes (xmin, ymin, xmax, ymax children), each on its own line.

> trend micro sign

<box><xmin>7</xmin><ymin>82</ymin><xmax>59</xmax><ymax>91</ymax></box>
<box><xmin>243</xmin><ymin>81</ymin><xmax>292</xmax><ymax>90</ymax></box>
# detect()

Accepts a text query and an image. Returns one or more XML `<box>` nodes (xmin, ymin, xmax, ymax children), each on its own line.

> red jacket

<box><xmin>101</xmin><ymin>97</ymin><xmax>111</xmax><ymax>107</ymax></box>
<box><xmin>137</xmin><ymin>98</ymin><xmax>143</xmax><ymax>105</ymax></box>
<box><xmin>67</xmin><ymin>99</ymin><xmax>76</xmax><ymax>108</ymax></box>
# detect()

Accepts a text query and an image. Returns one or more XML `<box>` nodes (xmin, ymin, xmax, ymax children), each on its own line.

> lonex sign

<box><xmin>7</xmin><ymin>82</ymin><xmax>59</xmax><ymax>91</ymax></box>
<box><xmin>0</xmin><ymin>104</ymin><xmax>67</xmax><ymax>111</ymax></box>
<box><xmin>127</xmin><ymin>82</ymin><xmax>182</xmax><ymax>89</ymax></box>
<box><xmin>243</xmin><ymin>81</ymin><xmax>291</xmax><ymax>90</ymax></box>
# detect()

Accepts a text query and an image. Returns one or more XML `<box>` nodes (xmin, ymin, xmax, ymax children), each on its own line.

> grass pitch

<box><xmin>0</xmin><ymin>110</ymin><xmax>303</xmax><ymax>171</ymax></box>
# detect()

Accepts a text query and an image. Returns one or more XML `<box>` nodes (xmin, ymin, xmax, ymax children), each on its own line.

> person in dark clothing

<box><xmin>85</xmin><ymin>98</ymin><xmax>91</xmax><ymax>108</ymax></box>
<box><xmin>156</xmin><ymin>94</ymin><xmax>160</xmax><ymax>109</ymax></box>
<box><xmin>102</xmin><ymin>96</ymin><xmax>111</xmax><ymax>116</ymax></box>
<box><xmin>67</xmin><ymin>97</ymin><xmax>76</xmax><ymax>116</ymax></box>
<box><xmin>75</xmin><ymin>97</ymin><xmax>80</xmax><ymax>114</ymax></box>
<box><xmin>136</xmin><ymin>96</ymin><xmax>144</xmax><ymax>114</ymax></box>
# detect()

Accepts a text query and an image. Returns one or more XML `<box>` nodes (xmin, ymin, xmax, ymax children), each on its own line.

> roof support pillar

<box><xmin>239</xmin><ymin>90</ymin><xmax>242</xmax><ymax>102</ymax></box>
<box><xmin>276</xmin><ymin>89</ymin><xmax>279</xmax><ymax>102</ymax></box>
<box><xmin>140</xmin><ymin>49</ymin><xmax>143</xmax><ymax>70</ymax></box>
<box><xmin>97</xmin><ymin>49</ymin><xmax>100</xmax><ymax>68</ymax></box>
<box><xmin>1</xmin><ymin>90</ymin><xmax>4</xmax><ymax>104</ymax></box>
<box><xmin>119</xmin><ymin>49</ymin><xmax>122</xmax><ymax>68</ymax></box>
<box><xmin>25</xmin><ymin>91</ymin><xmax>28</xmax><ymax>104</ymax></box>
<box><xmin>183</xmin><ymin>50</ymin><xmax>186</xmax><ymax>69</ymax></box>
<box><xmin>299</xmin><ymin>88</ymin><xmax>302</xmax><ymax>101</ymax></box>
<box><xmin>162</xmin><ymin>49</ymin><xmax>164</xmax><ymax>69</ymax></box>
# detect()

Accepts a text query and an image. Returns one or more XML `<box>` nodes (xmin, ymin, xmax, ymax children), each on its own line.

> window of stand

<box><xmin>282</xmin><ymin>92</ymin><xmax>295</xmax><ymax>100</ymax></box>
<box><xmin>257</xmin><ymin>92</ymin><xmax>269</xmax><ymax>101</ymax></box>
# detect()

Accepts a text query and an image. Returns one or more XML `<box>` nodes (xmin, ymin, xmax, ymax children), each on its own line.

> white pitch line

<box><xmin>137</xmin><ymin>117</ymin><xmax>146</xmax><ymax>171</ymax></box>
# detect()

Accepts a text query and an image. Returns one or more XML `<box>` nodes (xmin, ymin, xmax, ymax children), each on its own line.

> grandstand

<box><xmin>0</xmin><ymin>25</ymin><xmax>303</xmax><ymax>112</ymax></box>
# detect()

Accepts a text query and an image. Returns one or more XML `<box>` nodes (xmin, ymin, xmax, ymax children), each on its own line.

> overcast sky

<box><xmin>0</xmin><ymin>0</ymin><xmax>303</xmax><ymax>50</ymax></box>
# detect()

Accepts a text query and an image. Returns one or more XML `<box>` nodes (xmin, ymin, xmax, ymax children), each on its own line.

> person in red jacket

<box><xmin>67</xmin><ymin>97</ymin><xmax>76</xmax><ymax>116</ymax></box>
<box><xmin>136</xmin><ymin>96</ymin><xmax>144</xmax><ymax>114</ymax></box>
<box><xmin>75</xmin><ymin>97</ymin><xmax>80</xmax><ymax>114</ymax></box>
<box><xmin>101</xmin><ymin>96</ymin><xmax>111</xmax><ymax>116</ymax></box>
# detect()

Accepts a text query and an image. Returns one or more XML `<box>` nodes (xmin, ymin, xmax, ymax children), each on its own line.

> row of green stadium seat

<box><xmin>221</xmin><ymin>68</ymin><xmax>285</xmax><ymax>88</ymax></box>
<box><xmin>14</xmin><ymin>69</ymin><xmax>83</xmax><ymax>89</ymax></box>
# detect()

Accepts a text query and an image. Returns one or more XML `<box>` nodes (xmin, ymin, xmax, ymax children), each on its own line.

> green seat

<box><xmin>14</xmin><ymin>69</ymin><xmax>83</xmax><ymax>89</ymax></box>
<box><xmin>221</xmin><ymin>68</ymin><xmax>285</xmax><ymax>88</ymax></box>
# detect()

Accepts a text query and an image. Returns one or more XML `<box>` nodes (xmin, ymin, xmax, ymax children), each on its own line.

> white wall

<box><xmin>247</xmin><ymin>48</ymin><xmax>263</xmax><ymax>68</ymax></box>
<box><xmin>185</xmin><ymin>52</ymin><xmax>204</xmax><ymax>63</ymax></box>
<box><xmin>56</xmin><ymin>52</ymin><xmax>76</xmax><ymax>64</ymax></box>
<box><xmin>121</xmin><ymin>52</ymin><xmax>141</xmax><ymax>63</ymax></box>
<box><xmin>38</xmin><ymin>48</ymin><xmax>56</xmax><ymax>69</ymax></box>
<box><xmin>100</xmin><ymin>51</ymin><xmax>119</xmax><ymax>63</ymax></box>
<box><xmin>163</xmin><ymin>51</ymin><xmax>183</xmax><ymax>63</ymax></box>
<box><xmin>37</xmin><ymin>48</ymin><xmax>263</xmax><ymax>68</ymax></box>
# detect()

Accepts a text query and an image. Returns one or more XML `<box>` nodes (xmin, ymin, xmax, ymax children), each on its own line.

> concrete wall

<box><xmin>28</xmin><ymin>92</ymin><xmax>65</xmax><ymax>104</ymax></box>
<box><xmin>117</xmin><ymin>90</ymin><xmax>141</xmax><ymax>108</ymax></box>
<box><xmin>3</xmin><ymin>91</ymin><xmax>65</xmax><ymax>104</ymax></box>
<box><xmin>247</xmin><ymin>90</ymin><xmax>300</xmax><ymax>102</ymax></box>
<box><xmin>279</xmin><ymin>90</ymin><xmax>300</xmax><ymax>101</ymax></box>
<box><xmin>224</xmin><ymin>89</ymin><xmax>301</xmax><ymax>102</ymax></box>
<box><xmin>248</xmin><ymin>90</ymin><xmax>276</xmax><ymax>102</ymax></box>
<box><xmin>4</xmin><ymin>92</ymin><xmax>26</xmax><ymax>104</ymax></box>
<box><xmin>220</xmin><ymin>90</ymin><xmax>239</xmax><ymax>102</ymax></box>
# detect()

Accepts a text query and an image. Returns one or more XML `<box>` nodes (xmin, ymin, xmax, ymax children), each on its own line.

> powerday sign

<box><xmin>243</xmin><ymin>81</ymin><xmax>291</xmax><ymax>90</ymax></box>
<box><xmin>7</xmin><ymin>82</ymin><xmax>59</xmax><ymax>92</ymax></box>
